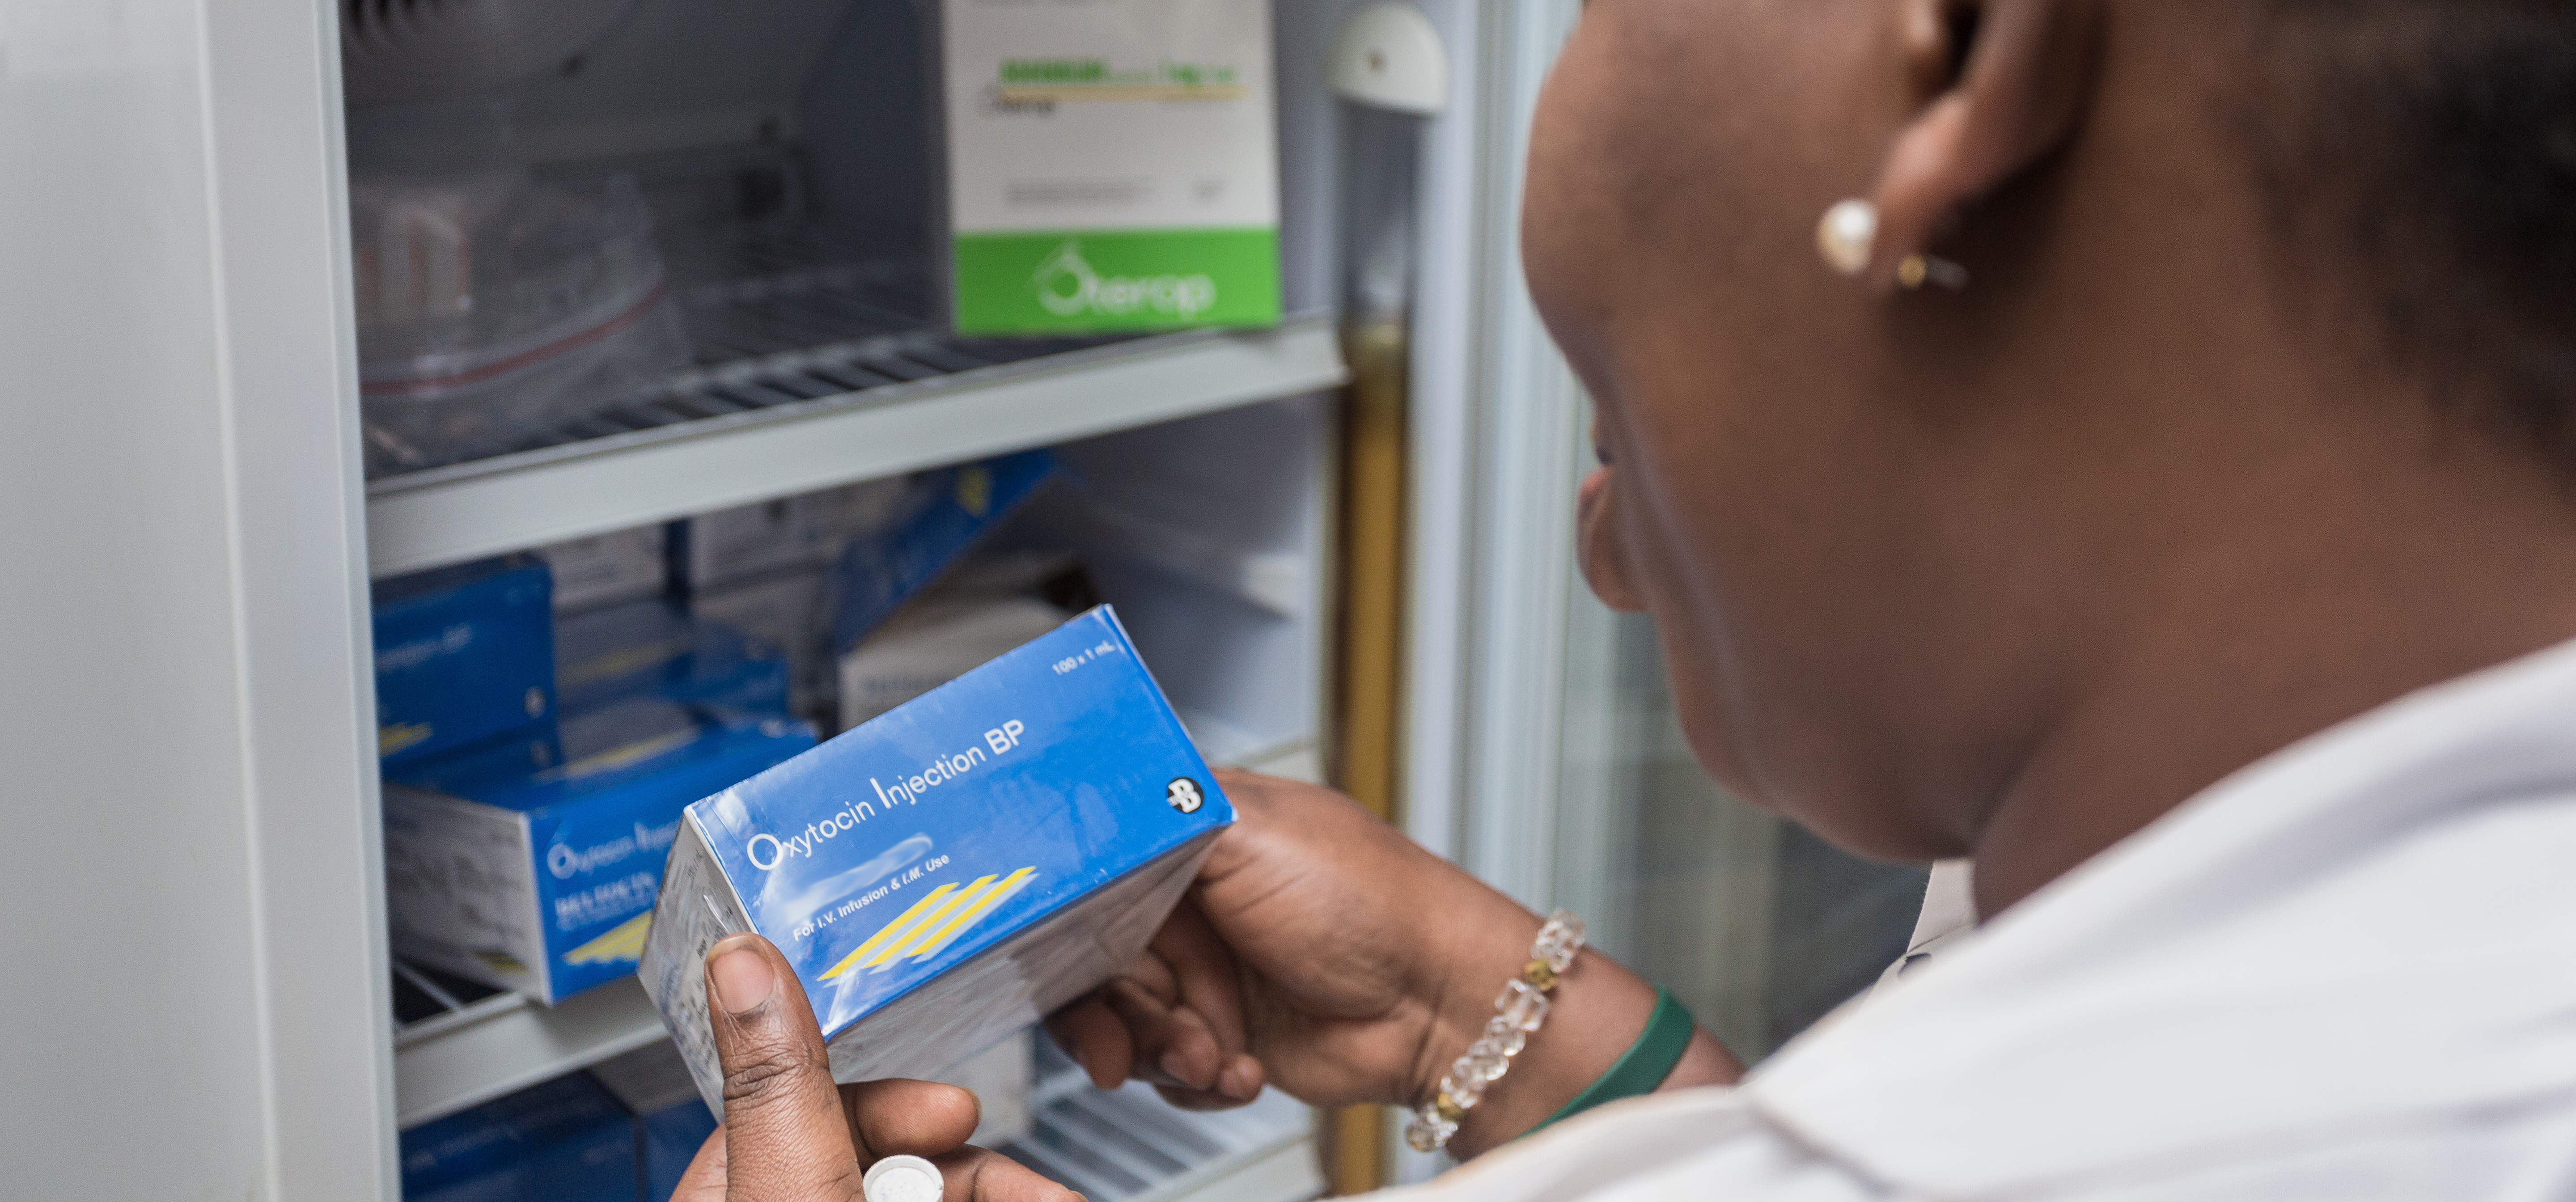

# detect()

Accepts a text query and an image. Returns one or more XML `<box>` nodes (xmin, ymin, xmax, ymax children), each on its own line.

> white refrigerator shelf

<box><xmin>394</xmin><ymin>974</ymin><xmax>668</xmax><ymax>1130</ymax></box>
<box><xmin>364</xmin><ymin>311</ymin><xmax>1346</xmax><ymax>579</ymax></box>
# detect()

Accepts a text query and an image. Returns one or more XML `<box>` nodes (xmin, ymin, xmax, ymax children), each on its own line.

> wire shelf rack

<box><xmin>363</xmin><ymin>226</ymin><xmax>1123</xmax><ymax>482</ymax></box>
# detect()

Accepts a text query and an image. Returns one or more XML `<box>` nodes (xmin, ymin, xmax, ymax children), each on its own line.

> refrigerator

<box><xmin>0</xmin><ymin>0</ymin><xmax>1926</xmax><ymax>1197</ymax></box>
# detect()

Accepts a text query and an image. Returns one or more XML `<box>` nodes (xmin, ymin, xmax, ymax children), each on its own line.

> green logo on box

<box><xmin>953</xmin><ymin>228</ymin><xmax>1280</xmax><ymax>333</ymax></box>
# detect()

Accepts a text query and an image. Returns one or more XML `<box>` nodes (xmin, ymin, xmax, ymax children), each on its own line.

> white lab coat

<box><xmin>1396</xmin><ymin>638</ymin><xmax>2576</xmax><ymax>1200</ymax></box>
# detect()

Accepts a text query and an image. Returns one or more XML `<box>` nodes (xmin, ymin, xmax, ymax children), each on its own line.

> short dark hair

<box><xmin>2238</xmin><ymin>2</ymin><xmax>2576</xmax><ymax>467</ymax></box>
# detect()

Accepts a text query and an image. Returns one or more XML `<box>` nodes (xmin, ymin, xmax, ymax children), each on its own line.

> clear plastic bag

<box><xmin>353</xmin><ymin>170</ymin><xmax>690</xmax><ymax>476</ymax></box>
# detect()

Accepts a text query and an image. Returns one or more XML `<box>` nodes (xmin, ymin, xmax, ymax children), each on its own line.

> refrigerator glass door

<box><xmin>1553</xmin><ymin>582</ymin><xmax>1931</xmax><ymax>1061</ymax></box>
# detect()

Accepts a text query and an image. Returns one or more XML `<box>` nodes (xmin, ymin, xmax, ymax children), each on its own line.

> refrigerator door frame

<box><xmin>1441</xmin><ymin>0</ymin><xmax>1589</xmax><ymax>912</ymax></box>
<box><xmin>1393</xmin><ymin>0</ymin><xmax>1485</xmax><ymax>872</ymax></box>
<box><xmin>1385</xmin><ymin>0</ymin><xmax>1584</xmax><ymax>1180</ymax></box>
<box><xmin>0</xmin><ymin>0</ymin><xmax>394</xmax><ymax>1198</ymax></box>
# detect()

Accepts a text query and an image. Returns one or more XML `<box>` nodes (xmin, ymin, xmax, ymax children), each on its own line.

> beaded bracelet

<box><xmin>1403</xmin><ymin>910</ymin><xmax>1586</xmax><ymax>1153</ymax></box>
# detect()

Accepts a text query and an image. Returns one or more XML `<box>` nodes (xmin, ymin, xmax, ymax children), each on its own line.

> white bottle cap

<box><xmin>863</xmin><ymin>1155</ymin><xmax>945</xmax><ymax>1202</ymax></box>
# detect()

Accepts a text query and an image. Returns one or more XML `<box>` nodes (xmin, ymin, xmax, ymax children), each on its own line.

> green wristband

<box><xmin>1528</xmin><ymin>987</ymin><xmax>1696</xmax><ymax>1135</ymax></box>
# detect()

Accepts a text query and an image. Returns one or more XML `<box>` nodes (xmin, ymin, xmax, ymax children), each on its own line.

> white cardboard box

<box><xmin>839</xmin><ymin>596</ymin><xmax>1072</xmax><ymax>730</ymax></box>
<box><xmin>691</xmin><ymin>567</ymin><xmax>828</xmax><ymax>717</ymax></box>
<box><xmin>683</xmin><ymin>500</ymin><xmax>817</xmax><ymax>592</ymax></box>
<box><xmin>537</xmin><ymin>526</ymin><xmax>669</xmax><ymax>613</ymax></box>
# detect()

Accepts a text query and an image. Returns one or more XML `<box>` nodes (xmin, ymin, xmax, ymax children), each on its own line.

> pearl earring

<box><xmin>1816</xmin><ymin>199</ymin><xmax>1878</xmax><ymax>277</ymax></box>
<box><xmin>1815</xmin><ymin>198</ymin><xmax>1971</xmax><ymax>290</ymax></box>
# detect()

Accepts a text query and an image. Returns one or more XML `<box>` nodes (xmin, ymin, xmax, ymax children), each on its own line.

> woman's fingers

<box><xmin>675</xmin><ymin>1105</ymin><xmax>1080</xmax><ymax>1202</ymax></box>
<box><xmin>1149</xmin><ymin>901</ymin><xmax>1257</xmax><ymax>1077</ymax></box>
<box><xmin>1041</xmin><ymin>902</ymin><xmax>1267</xmax><ymax>1107</ymax></box>
<box><xmin>1042</xmin><ymin>994</ymin><xmax>1135</xmax><ymax>1090</ymax></box>
<box><xmin>680</xmin><ymin>937</ymin><xmax>1080</xmax><ymax>1202</ymax></box>
<box><xmin>1043</xmin><ymin>978</ymin><xmax>1261</xmax><ymax>1105</ymax></box>
<box><xmin>841</xmin><ymin>1079</ymin><xmax>981</xmax><ymax>1160</ymax></box>
<box><xmin>700</xmin><ymin>933</ymin><xmax>866</xmax><ymax>1200</ymax></box>
<box><xmin>930</xmin><ymin>1146</ymin><xmax>1084</xmax><ymax>1202</ymax></box>
<box><xmin>1098</xmin><ymin>978</ymin><xmax>1214</xmax><ymax>1087</ymax></box>
<box><xmin>1097</xmin><ymin>978</ymin><xmax>1262</xmax><ymax>1105</ymax></box>
<box><xmin>1150</xmin><ymin>1082</ymin><xmax>1256</xmax><ymax>1113</ymax></box>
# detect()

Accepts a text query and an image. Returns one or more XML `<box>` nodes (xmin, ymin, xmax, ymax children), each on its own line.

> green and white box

<box><xmin>941</xmin><ymin>0</ymin><xmax>1281</xmax><ymax>334</ymax></box>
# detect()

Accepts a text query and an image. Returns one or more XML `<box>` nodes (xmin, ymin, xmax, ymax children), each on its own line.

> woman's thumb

<box><xmin>705</xmin><ymin>933</ymin><xmax>863</xmax><ymax>1201</ymax></box>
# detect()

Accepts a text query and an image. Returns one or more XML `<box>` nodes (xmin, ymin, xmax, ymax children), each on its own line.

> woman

<box><xmin>682</xmin><ymin>0</ymin><xmax>2576</xmax><ymax>1196</ymax></box>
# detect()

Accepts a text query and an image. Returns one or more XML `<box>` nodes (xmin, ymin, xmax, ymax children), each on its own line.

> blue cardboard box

<box><xmin>593</xmin><ymin>1040</ymin><xmax>720</xmax><ymax>1202</ymax></box>
<box><xmin>637</xmin><ymin>1096</ymin><xmax>718</xmax><ymax>1202</ymax></box>
<box><xmin>386</xmin><ymin>698</ymin><xmax>819</xmax><ymax>1004</ymax></box>
<box><xmin>374</xmin><ymin>557</ymin><xmax>556</xmax><ymax>769</ymax></box>
<box><xmin>640</xmin><ymin>605</ymin><xmax>1232</xmax><ymax>1111</ymax></box>
<box><xmin>399</xmin><ymin>1072</ymin><xmax>637</xmax><ymax>1202</ymax></box>
<box><xmin>833</xmin><ymin>450</ymin><xmax>1057</xmax><ymax>652</ymax></box>
<box><xmin>557</xmin><ymin>598</ymin><xmax>792</xmax><ymax>718</ymax></box>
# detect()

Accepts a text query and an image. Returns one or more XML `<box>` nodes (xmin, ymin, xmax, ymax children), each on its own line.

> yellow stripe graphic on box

<box><xmin>820</xmin><ymin>884</ymin><xmax>958</xmax><ymax>981</ymax></box>
<box><xmin>868</xmin><ymin>876</ymin><xmax>996</xmax><ymax>968</ymax></box>
<box><xmin>564</xmin><ymin>912</ymin><xmax>653</xmax><ymax>965</ymax></box>
<box><xmin>380</xmin><ymin>722</ymin><xmax>432</xmax><ymax>757</ymax></box>
<box><xmin>900</xmin><ymin>867</ymin><xmax>1036</xmax><ymax>965</ymax></box>
<box><xmin>541</xmin><ymin>728</ymin><xmax>699</xmax><ymax>783</ymax></box>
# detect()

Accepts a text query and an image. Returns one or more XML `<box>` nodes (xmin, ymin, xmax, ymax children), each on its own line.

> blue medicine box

<box><xmin>833</xmin><ymin>450</ymin><xmax>1058</xmax><ymax>652</ymax></box>
<box><xmin>386</xmin><ymin>698</ymin><xmax>819</xmax><ymax>1004</ymax></box>
<box><xmin>641</xmin><ymin>605</ymin><xmax>1232</xmax><ymax>1112</ymax></box>
<box><xmin>556</xmin><ymin>598</ymin><xmax>792</xmax><ymax>717</ymax></box>
<box><xmin>593</xmin><ymin>1041</ymin><xmax>721</xmax><ymax>1202</ymax></box>
<box><xmin>373</xmin><ymin>556</ymin><xmax>556</xmax><ymax>769</ymax></box>
<box><xmin>640</xmin><ymin>1096</ymin><xmax>718</xmax><ymax>1201</ymax></box>
<box><xmin>399</xmin><ymin>1072</ymin><xmax>638</xmax><ymax>1202</ymax></box>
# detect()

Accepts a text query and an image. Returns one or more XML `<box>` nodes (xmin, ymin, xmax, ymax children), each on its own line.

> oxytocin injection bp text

<box><xmin>746</xmin><ymin>719</ymin><xmax>1026</xmax><ymax>872</ymax></box>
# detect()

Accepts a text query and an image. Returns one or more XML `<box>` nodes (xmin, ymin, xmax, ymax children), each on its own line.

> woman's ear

<box><xmin>1861</xmin><ymin>0</ymin><xmax>2103</xmax><ymax>289</ymax></box>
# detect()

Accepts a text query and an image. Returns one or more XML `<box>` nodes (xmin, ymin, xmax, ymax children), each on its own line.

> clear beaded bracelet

<box><xmin>1403</xmin><ymin>910</ymin><xmax>1586</xmax><ymax>1153</ymax></box>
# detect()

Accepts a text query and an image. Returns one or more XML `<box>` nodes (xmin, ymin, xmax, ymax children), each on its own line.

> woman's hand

<box><xmin>1045</xmin><ymin>771</ymin><xmax>1741</xmax><ymax>1158</ymax></box>
<box><xmin>1046</xmin><ymin>770</ymin><xmax>1525</xmax><ymax>1112</ymax></box>
<box><xmin>673</xmin><ymin>933</ymin><xmax>1076</xmax><ymax>1202</ymax></box>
